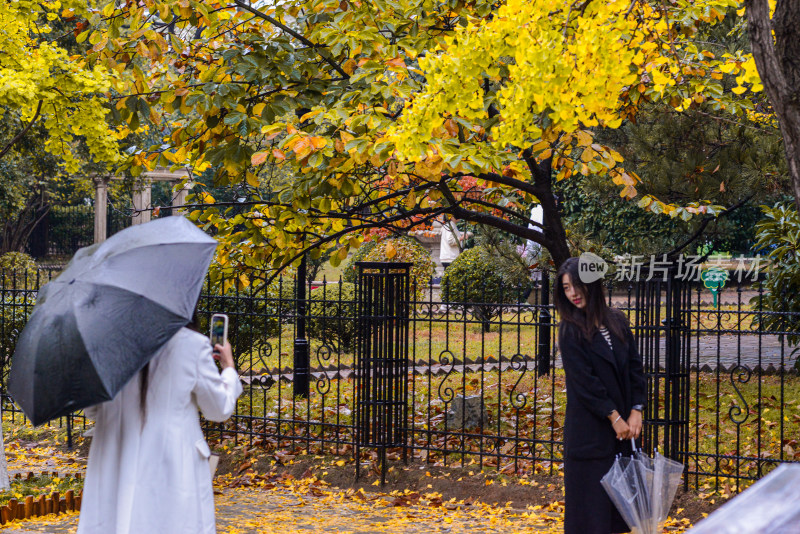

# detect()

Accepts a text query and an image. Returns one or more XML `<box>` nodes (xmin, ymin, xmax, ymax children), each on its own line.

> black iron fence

<box><xmin>0</xmin><ymin>267</ymin><xmax>84</xmax><ymax>444</ymax></box>
<box><xmin>26</xmin><ymin>202</ymin><xmax>131</xmax><ymax>259</ymax></box>
<box><xmin>2</xmin><ymin>265</ymin><xmax>799</xmax><ymax>492</ymax></box>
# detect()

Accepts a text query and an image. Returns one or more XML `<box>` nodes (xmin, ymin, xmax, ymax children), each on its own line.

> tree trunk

<box><xmin>525</xmin><ymin>155</ymin><xmax>572</xmax><ymax>268</ymax></box>
<box><xmin>0</xmin><ymin>191</ymin><xmax>49</xmax><ymax>255</ymax></box>
<box><xmin>746</xmin><ymin>0</ymin><xmax>800</xmax><ymax>212</ymax></box>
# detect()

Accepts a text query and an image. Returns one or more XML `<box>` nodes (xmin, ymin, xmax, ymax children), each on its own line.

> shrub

<box><xmin>0</xmin><ymin>252</ymin><xmax>39</xmax><ymax>290</ymax></box>
<box><xmin>362</xmin><ymin>237</ymin><xmax>436</xmax><ymax>295</ymax></box>
<box><xmin>342</xmin><ymin>240</ymin><xmax>377</xmax><ymax>284</ymax></box>
<box><xmin>0</xmin><ymin>295</ymin><xmax>33</xmax><ymax>387</ymax></box>
<box><xmin>0</xmin><ymin>253</ymin><xmax>40</xmax><ymax>383</ymax></box>
<box><xmin>440</xmin><ymin>246</ymin><xmax>532</xmax><ymax>330</ymax></box>
<box><xmin>307</xmin><ymin>282</ymin><xmax>357</xmax><ymax>353</ymax></box>
<box><xmin>751</xmin><ymin>203</ymin><xmax>800</xmax><ymax>369</ymax></box>
<box><xmin>200</xmin><ymin>277</ymin><xmax>283</xmax><ymax>364</ymax></box>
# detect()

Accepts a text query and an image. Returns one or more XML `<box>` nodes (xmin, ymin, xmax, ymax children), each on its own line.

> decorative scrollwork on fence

<box><xmin>509</xmin><ymin>353</ymin><xmax>529</xmax><ymax>410</ymax></box>
<box><xmin>252</xmin><ymin>342</ymin><xmax>272</xmax><ymax>372</ymax></box>
<box><xmin>729</xmin><ymin>364</ymin><xmax>752</xmax><ymax>425</ymax></box>
<box><xmin>315</xmin><ymin>344</ymin><xmax>333</xmax><ymax>395</ymax></box>
<box><xmin>250</xmin><ymin>343</ymin><xmax>276</xmax><ymax>389</ymax></box>
<box><xmin>437</xmin><ymin>349</ymin><xmax>457</xmax><ymax>405</ymax></box>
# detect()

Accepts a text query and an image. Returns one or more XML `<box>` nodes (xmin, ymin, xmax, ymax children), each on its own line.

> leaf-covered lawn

<box><xmin>224</xmin><ymin>368</ymin><xmax>800</xmax><ymax>492</ymax></box>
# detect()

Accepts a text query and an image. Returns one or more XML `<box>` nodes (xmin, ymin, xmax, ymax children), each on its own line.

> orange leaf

<box><xmin>292</xmin><ymin>137</ymin><xmax>311</xmax><ymax>155</ymax></box>
<box><xmin>444</xmin><ymin>119</ymin><xmax>458</xmax><ymax>138</ymax></box>
<box><xmin>386</xmin><ymin>57</ymin><xmax>406</xmax><ymax>69</ymax></box>
<box><xmin>272</xmin><ymin>149</ymin><xmax>286</xmax><ymax>161</ymax></box>
<box><xmin>251</xmin><ymin>152</ymin><xmax>268</xmax><ymax>166</ymax></box>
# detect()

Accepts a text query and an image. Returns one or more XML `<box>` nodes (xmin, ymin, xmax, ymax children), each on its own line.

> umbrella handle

<box><xmin>630</xmin><ymin>438</ymin><xmax>639</xmax><ymax>453</ymax></box>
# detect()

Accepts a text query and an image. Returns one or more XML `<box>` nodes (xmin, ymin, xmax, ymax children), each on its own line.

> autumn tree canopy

<box><xmin>0</xmin><ymin>1</ymin><xmax>126</xmax><ymax>253</ymax></box>
<box><xmin>0</xmin><ymin>1</ymin><xmax>122</xmax><ymax>168</ymax></box>
<box><xmin>81</xmin><ymin>0</ymin><xmax>773</xmax><ymax>275</ymax></box>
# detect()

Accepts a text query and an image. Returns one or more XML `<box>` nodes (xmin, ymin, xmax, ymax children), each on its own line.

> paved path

<box><xmin>0</xmin><ymin>484</ymin><xmax>566</xmax><ymax>534</ymax></box>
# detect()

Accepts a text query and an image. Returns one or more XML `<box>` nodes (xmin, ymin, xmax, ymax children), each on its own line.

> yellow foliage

<box><xmin>0</xmin><ymin>1</ymin><xmax>122</xmax><ymax>171</ymax></box>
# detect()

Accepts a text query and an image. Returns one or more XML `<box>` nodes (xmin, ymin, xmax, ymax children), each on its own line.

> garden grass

<box><xmin>221</xmin><ymin>367</ymin><xmax>800</xmax><ymax>491</ymax></box>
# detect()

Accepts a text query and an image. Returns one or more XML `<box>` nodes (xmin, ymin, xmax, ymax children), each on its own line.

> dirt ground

<box><xmin>215</xmin><ymin>448</ymin><xmax>726</xmax><ymax>525</ymax></box>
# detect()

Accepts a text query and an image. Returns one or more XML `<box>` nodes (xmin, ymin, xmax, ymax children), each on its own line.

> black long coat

<box><xmin>559</xmin><ymin>317</ymin><xmax>647</xmax><ymax>534</ymax></box>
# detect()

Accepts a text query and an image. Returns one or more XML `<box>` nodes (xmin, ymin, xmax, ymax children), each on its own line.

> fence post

<box><xmin>536</xmin><ymin>269</ymin><xmax>551</xmax><ymax>376</ymax></box>
<box><xmin>354</xmin><ymin>262</ymin><xmax>411</xmax><ymax>485</ymax></box>
<box><xmin>293</xmin><ymin>254</ymin><xmax>310</xmax><ymax>398</ymax></box>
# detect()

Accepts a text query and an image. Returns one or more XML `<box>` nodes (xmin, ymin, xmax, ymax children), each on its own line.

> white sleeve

<box><xmin>192</xmin><ymin>343</ymin><xmax>243</xmax><ymax>422</ymax></box>
<box><xmin>83</xmin><ymin>404</ymin><xmax>99</xmax><ymax>420</ymax></box>
<box><xmin>445</xmin><ymin>227</ymin><xmax>459</xmax><ymax>247</ymax></box>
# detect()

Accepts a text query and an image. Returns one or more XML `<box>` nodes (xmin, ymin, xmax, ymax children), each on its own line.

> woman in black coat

<box><xmin>554</xmin><ymin>258</ymin><xmax>647</xmax><ymax>534</ymax></box>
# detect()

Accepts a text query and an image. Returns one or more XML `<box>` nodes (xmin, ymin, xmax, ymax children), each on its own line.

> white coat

<box><xmin>439</xmin><ymin>221</ymin><xmax>465</xmax><ymax>263</ymax></box>
<box><xmin>77</xmin><ymin>328</ymin><xmax>242</xmax><ymax>534</ymax></box>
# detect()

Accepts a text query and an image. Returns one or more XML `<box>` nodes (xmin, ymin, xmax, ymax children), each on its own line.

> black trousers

<box><xmin>564</xmin><ymin>443</ymin><xmax>631</xmax><ymax>534</ymax></box>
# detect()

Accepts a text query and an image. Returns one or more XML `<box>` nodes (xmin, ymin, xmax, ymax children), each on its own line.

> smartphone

<box><xmin>209</xmin><ymin>314</ymin><xmax>228</xmax><ymax>347</ymax></box>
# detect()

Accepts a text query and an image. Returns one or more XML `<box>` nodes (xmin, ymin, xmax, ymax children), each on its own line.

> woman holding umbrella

<box><xmin>77</xmin><ymin>324</ymin><xmax>241</xmax><ymax>534</ymax></box>
<box><xmin>7</xmin><ymin>216</ymin><xmax>239</xmax><ymax>533</ymax></box>
<box><xmin>555</xmin><ymin>257</ymin><xmax>647</xmax><ymax>534</ymax></box>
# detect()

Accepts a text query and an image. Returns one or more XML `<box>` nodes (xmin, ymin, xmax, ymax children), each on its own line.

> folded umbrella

<box><xmin>600</xmin><ymin>440</ymin><xmax>684</xmax><ymax>534</ymax></box>
<box><xmin>9</xmin><ymin>216</ymin><xmax>217</xmax><ymax>425</ymax></box>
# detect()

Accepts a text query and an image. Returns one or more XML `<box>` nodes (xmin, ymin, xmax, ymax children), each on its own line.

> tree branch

<box><xmin>0</xmin><ymin>100</ymin><xmax>43</xmax><ymax>160</ymax></box>
<box><xmin>665</xmin><ymin>194</ymin><xmax>756</xmax><ymax>259</ymax></box>
<box><xmin>233</xmin><ymin>0</ymin><xmax>349</xmax><ymax>79</ymax></box>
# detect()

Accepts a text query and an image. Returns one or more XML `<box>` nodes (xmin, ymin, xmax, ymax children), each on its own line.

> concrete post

<box><xmin>131</xmin><ymin>178</ymin><xmax>152</xmax><ymax>225</ymax></box>
<box><xmin>92</xmin><ymin>176</ymin><xmax>110</xmax><ymax>243</ymax></box>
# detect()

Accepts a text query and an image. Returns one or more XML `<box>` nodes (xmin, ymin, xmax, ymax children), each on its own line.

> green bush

<box><xmin>266</xmin><ymin>274</ymin><xmax>298</xmax><ymax>322</ymax></box>
<box><xmin>201</xmin><ymin>277</ymin><xmax>283</xmax><ymax>364</ymax></box>
<box><xmin>363</xmin><ymin>237</ymin><xmax>436</xmax><ymax>295</ymax></box>
<box><xmin>0</xmin><ymin>252</ymin><xmax>38</xmax><ymax>289</ymax></box>
<box><xmin>0</xmin><ymin>253</ymin><xmax>40</xmax><ymax>383</ymax></box>
<box><xmin>440</xmin><ymin>246</ymin><xmax>532</xmax><ymax>330</ymax></box>
<box><xmin>0</xmin><ymin>294</ymin><xmax>33</xmax><ymax>387</ymax></box>
<box><xmin>751</xmin><ymin>203</ymin><xmax>800</xmax><ymax>369</ymax></box>
<box><xmin>342</xmin><ymin>240</ymin><xmax>377</xmax><ymax>284</ymax></box>
<box><xmin>307</xmin><ymin>282</ymin><xmax>356</xmax><ymax>353</ymax></box>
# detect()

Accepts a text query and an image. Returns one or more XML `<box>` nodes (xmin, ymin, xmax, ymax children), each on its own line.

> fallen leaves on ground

<box><xmin>4</xmin><ymin>441</ymin><xmax>86</xmax><ymax>476</ymax></box>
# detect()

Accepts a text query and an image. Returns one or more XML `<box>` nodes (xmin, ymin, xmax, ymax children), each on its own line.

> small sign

<box><xmin>701</xmin><ymin>267</ymin><xmax>729</xmax><ymax>307</ymax></box>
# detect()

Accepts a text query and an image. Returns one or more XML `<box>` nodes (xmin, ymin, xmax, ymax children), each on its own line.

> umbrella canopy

<box><xmin>687</xmin><ymin>464</ymin><xmax>800</xmax><ymax>533</ymax></box>
<box><xmin>600</xmin><ymin>440</ymin><xmax>684</xmax><ymax>534</ymax></box>
<box><xmin>9</xmin><ymin>216</ymin><xmax>217</xmax><ymax>425</ymax></box>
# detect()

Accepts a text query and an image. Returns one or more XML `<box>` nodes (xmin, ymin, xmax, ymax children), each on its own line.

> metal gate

<box><xmin>354</xmin><ymin>262</ymin><xmax>411</xmax><ymax>485</ymax></box>
<box><xmin>620</xmin><ymin>268</ymin><xmax>691</xmax><ymax>469</ymax></box>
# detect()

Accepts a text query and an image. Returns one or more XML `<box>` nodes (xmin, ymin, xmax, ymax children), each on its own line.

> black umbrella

<box><xmin>9</xmin><ymin>216</ymin><xmax>217</xmax><ymax>425</ymax></box>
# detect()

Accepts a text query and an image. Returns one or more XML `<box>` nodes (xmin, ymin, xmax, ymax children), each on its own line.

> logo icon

<box><xmin>578</xmin><ymin>252</ymin><xmax>608</xmax><ymax>284</ymax></box>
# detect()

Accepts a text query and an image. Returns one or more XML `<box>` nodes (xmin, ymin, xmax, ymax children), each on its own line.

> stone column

<box><xmin>93</xmin><ymin>175</ymin><xmax>110</xmax><ymax>243</ymax></box>
<box><xmin>131</xmin><ymin>178</ymin><xmax>152</xmax><ymax>225</ymax></box>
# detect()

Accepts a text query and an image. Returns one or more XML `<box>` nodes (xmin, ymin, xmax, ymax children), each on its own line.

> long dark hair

<box><xmin>139</xmin><ymin>309</ymin><xmax>202</xmax><ymax>419</ymax></box>
<box><xmin>554</xmin><ymin>257</ymin><xmax>628</xmax><ymax>346</ymax></box>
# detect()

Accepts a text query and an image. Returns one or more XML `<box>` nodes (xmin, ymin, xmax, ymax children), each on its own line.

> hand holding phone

<box><xmin>210</xmin><ymin>314</ymin><xmax>228</xmax><ymax>347</ymax></box>
<box><xmin>209</xmin><ymin>314</ymin><xmax>235</xmax><ymax>369</ymax></box>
